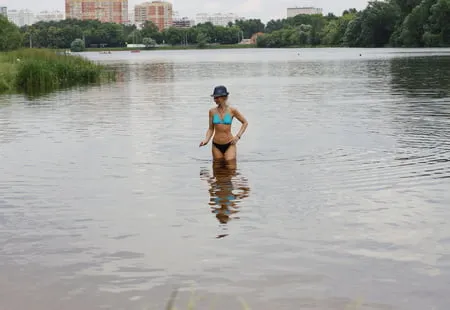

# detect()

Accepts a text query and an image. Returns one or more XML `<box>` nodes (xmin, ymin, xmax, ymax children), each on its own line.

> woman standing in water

<box><xmin>199</xmin><ymin>85</ymin><xmax>248</xmax><ymax>164</ymax></box>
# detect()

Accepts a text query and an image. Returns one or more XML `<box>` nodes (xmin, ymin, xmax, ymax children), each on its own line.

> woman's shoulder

<box><xmin>228</xmin><ymin>106</ymin><xmax>238</xmax><ymax>114</ymax></box>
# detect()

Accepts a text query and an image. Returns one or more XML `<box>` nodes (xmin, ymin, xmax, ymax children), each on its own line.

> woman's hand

<box><xmin>230</xmin><ymin>135</ymin><xmax>240</xmax><ymax>145</ymax></box>
<box><xmin>199</xmin><ymin>140</ymin><xmax>208</xmax><ymax>147</ymax></box>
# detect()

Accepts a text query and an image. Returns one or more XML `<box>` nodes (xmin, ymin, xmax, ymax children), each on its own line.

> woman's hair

<box><xmin>222</xmin><ymin>96</ymin><xmax>231</xmax><ymax>110</ymax></box>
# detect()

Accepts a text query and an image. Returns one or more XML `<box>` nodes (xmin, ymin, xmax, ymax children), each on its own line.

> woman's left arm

<box><xmin>232</xmin><ymin>108</ymin><xmax>248</xmax><ymax>140</ymax></box>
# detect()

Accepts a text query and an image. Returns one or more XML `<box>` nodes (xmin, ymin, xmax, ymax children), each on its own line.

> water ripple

<box><xmin>1</xmin><ymin>48</ymin><xmax>450</xmax><ymax>310</ymax></box>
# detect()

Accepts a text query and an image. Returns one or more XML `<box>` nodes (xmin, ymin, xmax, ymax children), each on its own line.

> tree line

<box><xmin>0</xmin><ymin>0</ymin><xmax>449</xmax><ymax>51</ymax></box>
<box><xmin>1</xmin><ymin>17</ymin><xmax>264</xmax><ymax>50</ymax></box>
<box><xmin>258</xmin><ymin>0</ymin><xmax>449</xmax><ymax>47</ymax></box>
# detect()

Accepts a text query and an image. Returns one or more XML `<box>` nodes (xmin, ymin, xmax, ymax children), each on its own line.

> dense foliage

<box><xmin>1</xmin><ymin>0</ymin><xmax>448</xmax><ymax>50</ymax></box>
<box><xmin>258</xmin><ymin>0</ymin><xmax>449</xmax><ymax>47</ymax></box>
<box><xmin>0</xmin><ymin>15</ymin><xmax>23</xmax><ymax>51</ymax></box>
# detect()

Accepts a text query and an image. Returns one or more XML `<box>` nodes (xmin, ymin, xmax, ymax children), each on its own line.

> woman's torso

<box><xmin>212</xmin><ymin>107</ymin><xmax>234</xmax><ymax>144</ymax></box>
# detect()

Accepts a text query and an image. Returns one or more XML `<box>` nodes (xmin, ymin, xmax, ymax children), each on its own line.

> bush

<box><xmin>70</xmin><ymin>38</ymin><xmax>85</xmax><ymax>52</ymax></box>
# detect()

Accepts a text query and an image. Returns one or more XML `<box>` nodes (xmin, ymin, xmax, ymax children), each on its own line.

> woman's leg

<box><xmin>212</xmin><ymin>144</ymin><xmax>225</xmax><ymax>161</ymax></box>
<box><xmin>223</xmin><ymin>144</ymin><xmax>237</xmax><ymax>162</ymax></box>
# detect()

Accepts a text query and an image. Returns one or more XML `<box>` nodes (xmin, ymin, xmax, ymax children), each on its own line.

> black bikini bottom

<box><xmin>213</xmin><ymin>142</ymin><xmax>232</xmax><ymax>154</ymax></box>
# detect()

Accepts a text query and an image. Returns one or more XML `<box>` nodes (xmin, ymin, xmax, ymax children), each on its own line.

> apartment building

<box><xmin>7</xmin><ymin>9</ymin><xmax>35</xmax><ymax>26</ymax></box>
<box><xmin>172</xmin><ymin>11</ymin><xmax>194</xmax><ymax>28</ymax></box>
<box><xmin>0</xmin><ymin>6</ymin><xmax>7</xmax><ymax>17</ymax></box>
<box><xmin>35</xmin><ymin>10</ymin><xmax>65</xmax><ymax>22</ymax></box>
<box><xmin>65</xmin><ymin>0</ymin><xmax>129</xmax><ymax>24</ymax></box>
<box><xmin>134</xmin><ymin>1</ymin><xmax>172</xmax><ymax>30</ymax></box>
<box><xmin>172</xmin><ymin>17</ymin><xmax>194</xmax><ymax>28</ymax></box>
<box><xmin>195</xmin><ymin>13</ymin><xmax>244</xmax><ymax>26</ymax></box>
<box><xmin>287</xmin><ymin>7</ymin><xmax>323</xmax><ymax>18</ymax></box>
<box><xmin>127</xmin><ymin>9</ymin><xmax>135</xmax><ymax>24</ymax></box>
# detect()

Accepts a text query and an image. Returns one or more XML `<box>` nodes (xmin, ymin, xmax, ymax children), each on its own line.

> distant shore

<box><xmin>60</xmin><ymin>45</ymin><xmax>450</xmax><ymax>54</ymax></box>
<box><xmin>84</xmin><ymin>44</ymin><xmax>257</xmax><ymax>52</ymax></box>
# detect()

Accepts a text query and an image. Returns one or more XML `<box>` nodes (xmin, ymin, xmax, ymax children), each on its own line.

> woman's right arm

<box><xmin>200</xmin><ymin>110</ymin><xmax>214</xmax><ymax>146</ymax></box>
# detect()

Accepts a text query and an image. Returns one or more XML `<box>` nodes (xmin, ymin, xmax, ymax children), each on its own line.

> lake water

<box><xmin>1</xmin><ymin>48</ymin><xmax>450</xmax><ymax>310</ymax></box>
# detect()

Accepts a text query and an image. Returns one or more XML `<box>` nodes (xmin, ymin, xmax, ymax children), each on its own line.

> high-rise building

<box><xmin>134</xmin><ymin>1</ymin><xmax>172</xmax><ymax>30</ymax></box>
<box><xmin>195</xmin><ymin>13</ymin><xmax>244</xmax><ymax>26</ymax></box>
<box><xmin>287</xmin><ymin>7</ymin><xmax>323</xmax><ymax>18</ymax></box>
<box><xmin>7</xmin><ymin>9</ymin><xmax>35</xmax><ymax>26</ymax></box>
<box><xmin>36</xmin><ymin>10</ymin><xmax>65</xmax><ymax>22</ymax></box>
<box><xmin>127</xmin><ymin>9</ymin><xmax>135</xmax><ymax>25</ymax></box>
<box><xmin>172</xmin><ymin>17</ymin><xmax>194</xmax><ymax>28</ymax></box>
<box><xmin>0</xmin><ymin>6</ymin><xmax>7</xmax><ymax>17</ymax></box>
<box><xmin>65</xmin><ymin>0</ymin><xmax>128</xmax><ymax>24</ymax></box>
<box><xmin>172</xmin><ymin>10</ymin><xmax>194</xmax><ymax>28</ymax></box>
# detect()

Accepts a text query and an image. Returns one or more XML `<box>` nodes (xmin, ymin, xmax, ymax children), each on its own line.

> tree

<box><xmin>358</xmin><ymin>1</ymin><xmax>401</xmax><ymax>47</ymax></box>
<box><xmin>127</xmin><ymin>29</ymin><xmax>142</xmax><ymax>44</ymax></box>
<box><xmin>391</xmin><ymin>0</ymin><xmax>422</xmax><ymax>16</ymax></box>
<box><xmin>196</xmin><ymin>32</ymin><xmax>209</xmax><ymax>48</ymax></box>
<box><xmin>396</xmin><ymin>0</ymin><xmax>436</xmax><ymax>47</ymax></box>
<box><xmin>140</xmin><ymin>20</ymin><xmax>161</xmax><ymax>43</ymax></box>
<box><xmin>70</xmin><ymin>38</ymin><xmax>85</xmax><ymax>52</ymax></box>
<box><xmin>142</xmin><ymin>37</ymin><xmax>156</xmax><ymax>49</ymax></box>
<box><xmin>343</xmin><ymin>16</ymin><xmax>363</xmax><ymax>47</ymax></box>
<box><xmin>342</xmin><ymin>1</ymin><xmax>400</xmax><ymax>47</ymax></box>
<box><xmin>234</xmin><ymin>19</ymin><xmax>265</xmax><ymax>38</ymax></box>
<box><xmin>265</xmin><ymin>19</ymin><xmax>286</xmax><ymax>33</ymax></box>
<box><xmin>343</xmin><ymin>8</ymin><xmax>358</xmax><ymax>15</ymax></box>
<box><xmin>425</xmin><ymin>0</ymin><xmax>450</xmax><ymax>46</ymax></box>
<box><xmin>321</xmin><ymin>12</ymin><xmax>356</xmax><ymax>46</ymax></box>
<box><xmin>162</xmin><ymin>27</ymin><xmax>185</xmax><ymax>45</ymax></box>
<box><xmin>0</xmin><ymin>15</ymin><xmax>23</xmax><ymax>51</ymax></box>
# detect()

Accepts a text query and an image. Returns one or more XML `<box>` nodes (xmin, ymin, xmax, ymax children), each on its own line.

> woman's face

<box><xmin>214</xmin><ymin>96</ymin><xmax>226</xmax><ymax>105</ymax></box>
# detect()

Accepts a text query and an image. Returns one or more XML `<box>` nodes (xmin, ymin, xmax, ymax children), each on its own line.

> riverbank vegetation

<box><xmin>0</xmin><ymin>49</ymin><xmax>115</xmax><ymax>95</ymax></box>
<box><xmin>0</xmin><ymin>16</ymin><xmax>115</xmax><ymax>96</ymax></box>
<box><xmin>258</xmin><ymin>0</ymin><xmax>449</xmax><ymax>48</ymax></box>
<box><xmin>13</xmin><ymin>0</ymin><xmax>449</xmax><ymax>50</ymax></box>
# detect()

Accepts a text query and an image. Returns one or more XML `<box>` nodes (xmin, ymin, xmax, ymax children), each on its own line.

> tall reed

<box><xmin>0</xmin><ymin>48</ymin><xmax>115</xmax><ymax>95</ymax></box>
<box><xmin>0</xmin><ymin>62</ymin><xmax>17</xmax><ymax>93</ymax></box>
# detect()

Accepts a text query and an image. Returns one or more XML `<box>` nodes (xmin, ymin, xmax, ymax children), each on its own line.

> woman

<box><xmin>199</xmin><ymin>85</ymin><xmax>248</xmax><ymax>163</ymax></box>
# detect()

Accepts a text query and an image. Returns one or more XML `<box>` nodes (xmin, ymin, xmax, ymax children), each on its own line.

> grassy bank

<box><xmin>85</xmin><ymin>44</ymin><xmax>256</xmax><ymax>52</ymax></box>
<box><xmin>0</xmin><ymin>49</ymin><xmax>115</xmax><ymax>96</ymax></box>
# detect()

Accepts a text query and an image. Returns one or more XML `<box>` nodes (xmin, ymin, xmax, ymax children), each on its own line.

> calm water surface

<box><xmin>1</xmin><ymin>48</ymin><xmax>450</xmax><ymax>310</ymax></box>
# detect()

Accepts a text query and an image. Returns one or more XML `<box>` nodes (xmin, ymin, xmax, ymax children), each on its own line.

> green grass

<box><xmin>0</xmin><ymin>61</ymin><xmax>17</xmax><ymax>93</ymax></box>
<box><xmin>163</xmin><ymin>288</ymin><xmax>252</xmax><ymax>310</ymax></box>
<box><xmin>0</xmin><ymin>48</ymin><xmax>115</xmax><ymax>96</ymax></box>
<box><xmin>163</xmin><ymin>288</ymin><xmax>365</xmax><ymax>310</ymax></box>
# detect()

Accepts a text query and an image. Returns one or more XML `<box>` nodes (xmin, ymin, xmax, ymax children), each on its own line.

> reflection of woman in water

<box><xmin>199</xmin><ymin>85</ymin><xmax>248</xmax><ymax>164</ymax></box>
<box><xmin>200</xmin><ymin>161</ymin><xmax>250</xmax><ymax>238</ymax></box>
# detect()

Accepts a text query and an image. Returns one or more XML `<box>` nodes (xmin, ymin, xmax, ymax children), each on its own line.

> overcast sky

<box><xmin>1</xmin><ymin>0</ymin><xmax>369</xmax><ymax>22</ymax></box>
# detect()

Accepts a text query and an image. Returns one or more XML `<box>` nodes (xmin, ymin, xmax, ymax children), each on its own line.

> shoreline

<box><xmin>79</xmin><ymin>45</ymin><xmax>450</xmax><ymax>52</ymax></box>
<box><xmin>84</xmin><ymin>44</ymin><xmax>257</xmax><ymax>52</ymax></box>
